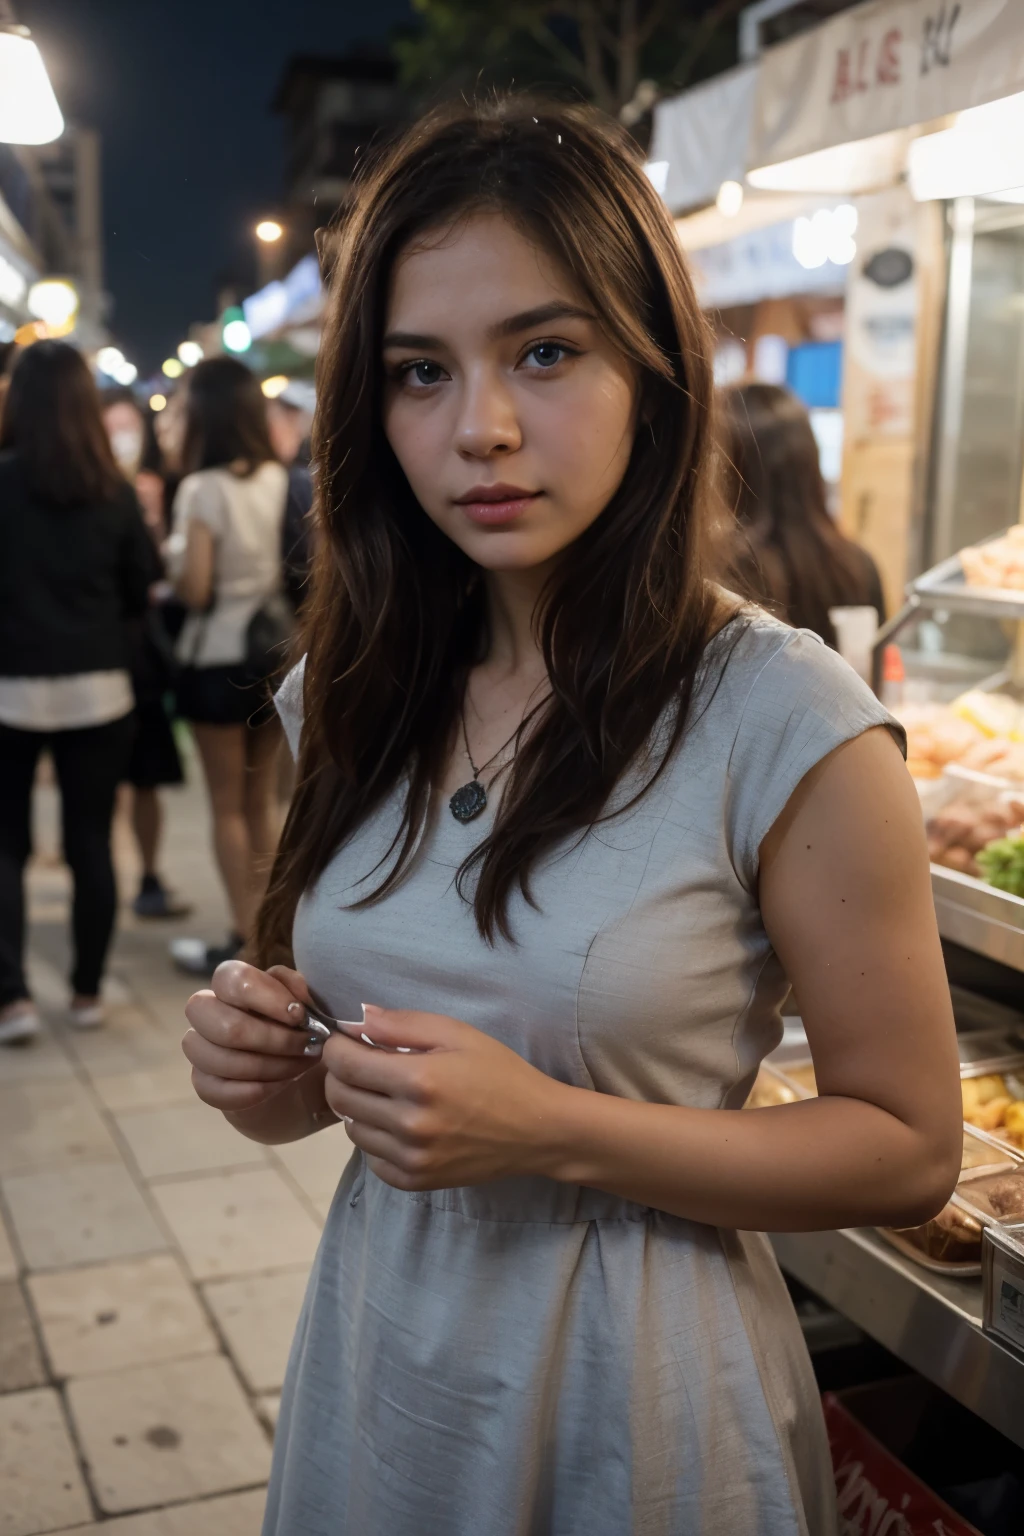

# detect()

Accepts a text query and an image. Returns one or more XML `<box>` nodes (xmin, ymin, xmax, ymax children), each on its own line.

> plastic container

<box><xmin>960</xmin><ymin>1058</ymin><xmax>1024</xmax><ymax>1148</ymax></box>
<box><xmin>878</xmin><ymin>1130</ymin><xmax>1021</xmax><ymax>1274</ymax></box>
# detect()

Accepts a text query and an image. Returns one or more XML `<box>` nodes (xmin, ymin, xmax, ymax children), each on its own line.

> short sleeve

<box><xmin>172</xmin><ymin>471</ymin><xmax>226</xmax><ymax>537</ymax></box>
<box><xmin>274</xmin><ymin>655</ymin><xmax>306</xmax><ymax>760</ymax></box>
<box><xmin>726</xmin><ymin>629</ymin><xmax>906</xmax><ymax>890</ymax></box>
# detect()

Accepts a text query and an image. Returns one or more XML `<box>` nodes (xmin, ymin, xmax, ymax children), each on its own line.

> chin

<box><xmin>458</xmin><ymin>532</ymin><xmax>566</xmax><ymax>572</ymax></box>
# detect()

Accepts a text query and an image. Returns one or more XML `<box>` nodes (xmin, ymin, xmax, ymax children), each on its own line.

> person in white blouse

<box><xmin>164</xmin><ymin>358</ymin><xmax>292</xmax><ymax>977</ymax></box>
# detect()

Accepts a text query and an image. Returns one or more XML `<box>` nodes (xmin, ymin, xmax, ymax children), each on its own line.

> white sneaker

<box><xmin>69</xmin><ymin>1000</ymin><xmax>104</xmax><ymax>1030</ymax></box>
<box><xmin>0</xmin><ymin>1002</ymin><xmax>41</xmax><ymax>1046</ymax></box>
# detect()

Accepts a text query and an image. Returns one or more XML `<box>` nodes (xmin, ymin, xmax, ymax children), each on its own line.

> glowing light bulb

<box><xmin>150</xmin><ymin>393</ymin><xmax>167</xmax><ymax>412</ymax></box>
<box><xmin>256</xmin><ymin>220</ymin><xmax>284</xmax><ymax>243</ymax></box>
<box><xmin>716</xmin><ymin>180</ymin><xmax>744</xmax><ymax>218</ymax></box>
<box><xmin>260</xmin><ymin>374</ymin><xmax>289</xmax><ymax>398</ymax></box>
<box><xmin>177</xmin><ymin>340</ymin><xmax>203</xmax><ymax>367</ymax></box>
<box><xmin>161</xmin><ymin>357</ymin><xmax>184</xmax><ymax>379</ymax></box>
<box><xmin>222</xmin><ymin>318</ymin><xmax>252</xmax><ymax>353</ymax></box>
<box><xmin>96</xmin><ymin>346</ymin><xmax>125</xmax><ymax>376</ymax></box>
<box><xmin>27</xmin><ymin>278</ymin><xmax>78</xmax><ymax>328</ymax></box>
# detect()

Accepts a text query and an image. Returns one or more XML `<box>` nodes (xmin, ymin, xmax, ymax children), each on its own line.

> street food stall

<box><xmin>649</xmin><ymin>0</ymin><xmax>1024</xmax><ymax>1488</ymax></box>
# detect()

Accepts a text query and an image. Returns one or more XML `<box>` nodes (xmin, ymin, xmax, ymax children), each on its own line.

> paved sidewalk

<box><xmin>0</xmin><ymin>751</ymin><xmax>351</xmax><ymax>1534</ymax></box>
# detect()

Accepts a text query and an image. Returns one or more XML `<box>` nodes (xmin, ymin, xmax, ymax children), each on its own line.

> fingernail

<box><xmin>342</xmin><ymin>1115</ymin><xmax>354</xmax><ymax>1125</ymax></box>
<box><xmin>360</xmin><ymin>1031</ymin><xmax>380</xmax><ymax>1048</ymax></box>
<box><xmin>287</xmin><ymin>1001</ymin><xmax>304</xmax><ymax>1019</ymax></box>
<box><xmin>396</xmin><ymin>1046</ymin><xmax>412</xmax><ymax>1053</ymax></box>
<box><xmin>303</xmin><ymin>1041</ymin><xmax>322</xmax><ymax>1058</ymax></box>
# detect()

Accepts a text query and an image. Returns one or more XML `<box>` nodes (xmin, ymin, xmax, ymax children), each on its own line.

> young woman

<box><xmin>0</xmin><ymin>342</ymin><xmax>157</xmax><ymax>1041</ymax></box>
<box><xmin>720</xmin><ymin>381</ymin><xmax>886</xmax><ymax>648</ymax></box>
<box><xmin>167</xmin><ymin>358</ymin><xmax>289</xmax><ymax>975</ymax></box>
<box><xmin>182</xmin><ymin>100</ymin><xmax>961</xmax><ymax>1534</ymax></box>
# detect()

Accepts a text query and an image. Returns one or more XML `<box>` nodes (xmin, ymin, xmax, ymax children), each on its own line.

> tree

<box><xmin>394</xmin><ymin>0</ymin><xmax>747</xmax><ymax>126</ymax></box>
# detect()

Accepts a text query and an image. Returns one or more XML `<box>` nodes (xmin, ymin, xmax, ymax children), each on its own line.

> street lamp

<box><xmin>161</xmin><ymin>357</ymin><xmax>184</xmax><ymax>379</ymax></box>
<box><xmin>177</xmin><ymin>340</ymin><xmax>203</xmax><ymax>367</ymax></box>
<box><xmin>27</xmin><ymin>277</ymin><xmax>78</xmax><ymax>332</ymax></box>
<box><xmin>0</xmin><ymin>18</ymin><xmax>64</xmax><ymax>145</ymax></box>
<box><xmin>256</xmin><ymin>220</ymin><xmax>283</xmax><ymax>243</ymax></box>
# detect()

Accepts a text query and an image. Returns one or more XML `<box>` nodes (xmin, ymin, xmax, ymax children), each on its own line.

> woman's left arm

<box><xmin>323</xmin><ymin>726</ymin><xmax>963</xmax><ymax>1231</ymax></box>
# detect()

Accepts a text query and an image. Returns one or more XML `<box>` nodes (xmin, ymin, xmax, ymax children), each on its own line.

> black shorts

<box><xmin>176</xmin><ymin>665</ymin><xmax>274</xmax><ymax>728</ymax></box>
<box><xmin>125</xmin><ymin>697</ymin><xmax>184</xmax><ymax>788</ymax></box>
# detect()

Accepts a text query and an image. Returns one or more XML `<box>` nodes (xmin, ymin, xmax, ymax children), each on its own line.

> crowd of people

<box><xmin>0</xmin><ymin>339</ymin><xmax>313</xmax><ymax>1043</ymax></box>
<box><xmin>0</xmin><ymin>310</ymin><xmax>884</xmax><ymax>1050</ymax></box>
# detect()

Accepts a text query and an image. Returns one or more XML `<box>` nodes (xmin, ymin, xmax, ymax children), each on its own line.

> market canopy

<box><xmin>648</xmin><ymin>64</ymin><xmax>757</xmax><ymax>213</ymax></box>
<box><xmin>750</xmin><ymin>0</ymin><xmax>1024</xmax><ymax>183</ymax></box>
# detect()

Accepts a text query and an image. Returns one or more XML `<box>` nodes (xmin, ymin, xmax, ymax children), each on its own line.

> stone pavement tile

<box><xmin>256</xmin><ymin>1393</ymin><xmax>280</xmax><ymax>1431</ymax></box>
<box><xmin>60</xmin><ymin>1002</ymin><xmax>183</xmax><ymax>1075</ymax></box>
<box><xmin>270</xmin><ymin>1122</ymin><xmax>353</xmax><ymax>1218</ymax></box>
<box><xmin>202</xmin><ymin>1269</ymin><xmax>309</xmax><ymax>1393</ymax></box>
<box><xmin>66</xmin><ymin>1355</ymin><xmax>272</xmax><ymax>1514</ymax></box>
<box><xmin>0</xmin><ymin>1079</ymin><xmax>118</xmax><ymax>1176</ymax></box>
<box><xmin>28</xmin><ymin>1253</ymin><xmax>218</xmax><ymax>1380</ymax></box>
<box><xmin>0</xmin><ymin>1203</ymin><xmax>18</xmax><ymax>1280</ymax></box>
<box><xmin>4</xmin><ymin>1161</ymin><xmax>166</xmax><ymax>1271</ymax></box>
<box><xmin>151</xmin><ymin>1167</ymin><xmax>321</xmax><ymax>1281</ymax></box>
<box><xmin>0</xmin><ymin>1029</ymin><xmax>76</xmax><ymax>1085</ymax></box>
<box><xmin>115</xmin><ymin>1101</ymin><xmax>268</xmax><ymax>1181</ymax></box>
<box><xmin>90</xmin><ymin>1062</ymin><xmax>194</xmax><ymax>1112</ymax></box>
<box><xmin>0</xmin><ymin>1386</ymin><xmax>93</xmax><ymax>1536</ymax></box>
<box><xmin>49</xmin><ymin>1485</ymin><xmax>268</xmax><ymax>1535</ymax></box>
<box><xmin>0</xmin><ymin>1279</ymin><xmax>47</xmax><ymax>1391</ymax></box>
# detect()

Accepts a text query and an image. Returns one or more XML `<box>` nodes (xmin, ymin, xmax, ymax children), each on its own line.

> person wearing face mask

<box><xmin>101</xmin><ymin>389</ymin><xmax>190</xmax><ymax>921</ymax></box>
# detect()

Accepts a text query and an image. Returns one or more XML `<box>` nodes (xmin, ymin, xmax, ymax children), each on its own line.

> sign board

<box><xmin>751</xmin><ymin>0</ymin><xmax>1024</xmax><ymax>172</ymax></box>
<box><xmin>688</xmin><ymin>218</ymin><xmax>847</xmax><ymax>309</ymax></box>
<box><xmin>824</xmin><ymin>1394</ymin><xmax>983</xmax><ymax>1535</ymax></box>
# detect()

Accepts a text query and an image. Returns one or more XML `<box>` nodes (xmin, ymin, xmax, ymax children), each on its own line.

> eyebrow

<box><xmin>382</xmin><ymin>302</ymin><xmax>597</xmax><ymax>351</ymax></box>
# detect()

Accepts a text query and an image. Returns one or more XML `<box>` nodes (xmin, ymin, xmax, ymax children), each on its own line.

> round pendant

<box><xmin>449</xmin><ymin>779</ymin><xmax>487</xmax><ymax>823</ymax></box>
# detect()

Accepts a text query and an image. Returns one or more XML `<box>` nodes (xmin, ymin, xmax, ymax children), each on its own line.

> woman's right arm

<box><xmin>183</xmin><ymin>961</ymin><xmax>334</xmax><ymax>1145</ymax></box>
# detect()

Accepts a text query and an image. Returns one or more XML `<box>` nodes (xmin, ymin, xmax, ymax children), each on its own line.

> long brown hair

<box><xmin>181</xmin><ymin>356</ymin><xmax>275</xmax><ymax>475</ymax></box>
<box><xmin>720</xmin><ymin>383</ymin><xmax>877</xmax><ymax>647</ymax></box>
<box><xmin>0</xmin><ymin>340</ymin><xmax>122</xmax><ymax>506</ymax></box>
<box><xmin>255</xmin><ymin>95</ymin><xmax>722</xmax><ymax>958</ymax></box>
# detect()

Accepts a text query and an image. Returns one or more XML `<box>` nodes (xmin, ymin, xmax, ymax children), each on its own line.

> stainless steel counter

<box><xmin>933</xmin><ymin>865</ymin><xmax>1024</xmax><ymax>974</ymax></box>
<box><xmin>773</xmin><ymin>1227</ymin><xmax>1024</xmax><ymax>1448</ymax></box>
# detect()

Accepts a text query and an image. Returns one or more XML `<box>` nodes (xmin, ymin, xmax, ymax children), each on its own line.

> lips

<box><xmin>454</xmin><ymin>484</ymin><xmax>541</xmax><ymax>526</ymax></box>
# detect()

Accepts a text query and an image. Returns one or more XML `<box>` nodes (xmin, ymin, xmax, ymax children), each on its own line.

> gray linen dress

<box><xmin>262</xmin><ymin>611</ymin><xmax>900</xmax><ymax>1536</ymax></box>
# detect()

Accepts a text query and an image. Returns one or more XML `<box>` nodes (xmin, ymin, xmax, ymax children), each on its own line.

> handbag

<box><xmin>242</xmin><ymin>590</ymin><xmax>295</xmax><ymax>686</ymax></box>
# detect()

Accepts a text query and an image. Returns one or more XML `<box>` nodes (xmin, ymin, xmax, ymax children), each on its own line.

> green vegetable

<box><xmin>977</xmin><ymin>835</ymin><xmax>1024</xmax><ymax>899</ymax></box>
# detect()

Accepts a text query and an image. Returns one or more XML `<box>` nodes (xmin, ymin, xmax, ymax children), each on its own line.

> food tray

<box><xmin>877</xmin><ymin>1228</ymin><xmax>983</xmax><ymax>1277</ymax></box>
<box><xmin>876</xmin><ymin>1130</ymin><xmax>1018</xmax><ymax>1274</ymax></box>
<box><xmin>960</xmin><ymin>1057</ymin><xmax>1024</xmax><ymax>1149</ymax></box>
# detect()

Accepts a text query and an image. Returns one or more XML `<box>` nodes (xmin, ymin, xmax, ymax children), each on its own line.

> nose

<box><xmin>454</xmin><ymin>367</ymin><xmax>522</xmax><ymax>459</ymax></box>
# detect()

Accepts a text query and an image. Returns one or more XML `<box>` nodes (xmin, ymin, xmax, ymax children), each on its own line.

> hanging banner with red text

<box><xmin>751</xmin><ymin>0</ymin><xmax>1024</xmax><ymax>172</ymax></box>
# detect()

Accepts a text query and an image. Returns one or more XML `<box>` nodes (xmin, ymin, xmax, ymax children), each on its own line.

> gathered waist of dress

<box><xmin>358</xmin><ymin>1162</ymin><xmax>659</xmax><ymax>1227</ymax></box>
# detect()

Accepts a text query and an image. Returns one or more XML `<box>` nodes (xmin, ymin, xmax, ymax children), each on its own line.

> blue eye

<box><xmin>409</xmin><ymin>360</ymin><xmax>444</xmax><ymax>386</ymax></box>
<box><xmin>527</xmin><ymin>342</ymin><xmax>564</xmax><ymax>368</ymax></box>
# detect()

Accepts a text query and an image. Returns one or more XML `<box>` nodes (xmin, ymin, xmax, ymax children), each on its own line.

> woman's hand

<box><xmin>322</xmin><ymin>1005</ymin><xmax>566</xmax><ymax>1191</ymax></box>
<box><xmin>183</xmin><ymin>960</ymin><xmax>320</xmax><ymax>1115</ymax></box>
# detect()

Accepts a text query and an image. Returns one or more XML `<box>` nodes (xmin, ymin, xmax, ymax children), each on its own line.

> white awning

<box><xmin>648</xmin><ymin>64</ymin><xmax>758</xmax><ymax>213</ymax></box>
<box><xmin>750</xmin><ymin>0</ymin><xmax>1024</xmax><ymax>182</ymax></box>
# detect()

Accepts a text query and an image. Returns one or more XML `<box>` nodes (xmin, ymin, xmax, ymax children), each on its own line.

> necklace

<box><xmin>449</xmin><ymin>703</ymin><xmax>521</xmax><ymax>823</ymax></box>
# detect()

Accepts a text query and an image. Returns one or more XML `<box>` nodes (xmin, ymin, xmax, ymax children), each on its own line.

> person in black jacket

<box><xmin>0</xmin><ymin>341</ymin><xmax>158</xmax><ymax>1044</ymax></box>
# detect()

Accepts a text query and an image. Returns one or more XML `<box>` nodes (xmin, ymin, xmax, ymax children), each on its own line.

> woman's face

<box><xmin>102</xmin><ymin>400</ymin><xmax>144</xmax><ymax>477</ymax></box>
<box><xmin>382</xmin><ymin>212</ymin><xmax>638</xmax><ymax>573</ymax></box>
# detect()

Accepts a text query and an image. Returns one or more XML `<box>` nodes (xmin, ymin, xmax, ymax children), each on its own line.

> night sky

<box><xmin>19</xmin><ymin>0</ymin><xmax>413</xmax><ymax>373</ymax></box>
